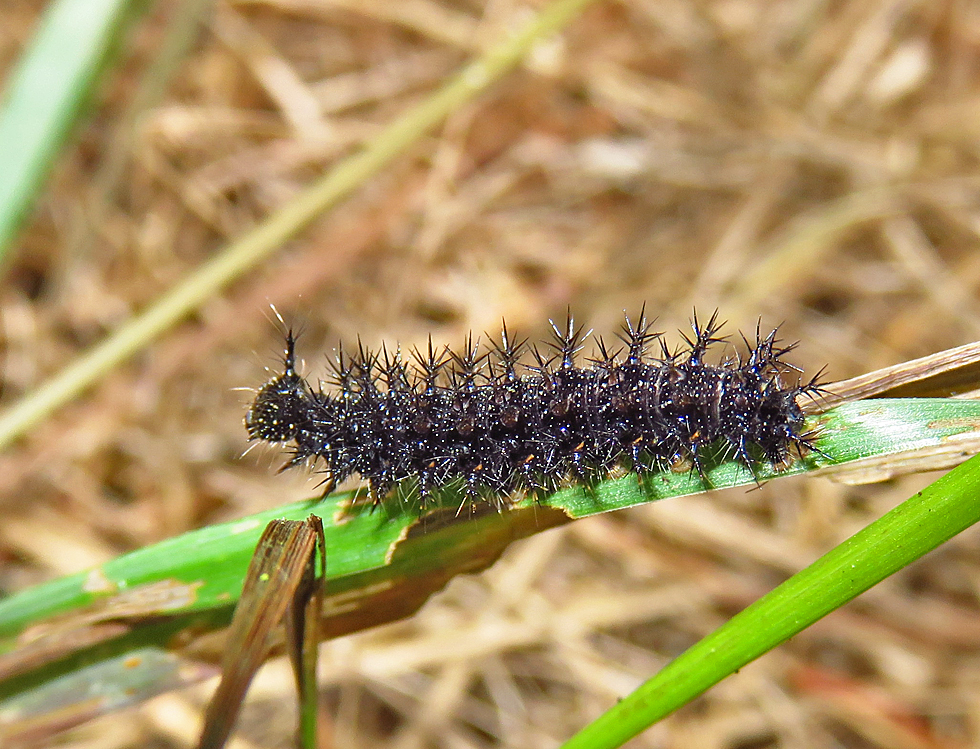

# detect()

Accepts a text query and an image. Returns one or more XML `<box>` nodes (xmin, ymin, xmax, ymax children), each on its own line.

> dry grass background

<box><xmin>3</xmin><ymin>0</ymin><xmax>980</xmax><ymax>747</ymax></box>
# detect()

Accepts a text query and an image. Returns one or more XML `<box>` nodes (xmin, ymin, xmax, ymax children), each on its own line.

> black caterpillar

<box><xmin>245</xmin><ymin>311</ymin><xmax>824</xmax><ymax>507</ymax></box>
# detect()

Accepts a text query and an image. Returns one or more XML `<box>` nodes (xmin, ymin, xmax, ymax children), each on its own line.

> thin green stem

<box><xmin>561</xmin><ymin>451</ymin><xmax>980</xmax><ymax>749</ymax></box>
<box><xmin>296</xmin><ymin>634</ymin><xmax>318</xmax><ymax>749</ymax></box>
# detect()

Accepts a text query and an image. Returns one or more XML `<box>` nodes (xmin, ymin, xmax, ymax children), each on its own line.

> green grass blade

<box><xmin>560</xmin><ymin>443</ymin><xmax>980</xmax><ymax>748</ymax></box>
<box><xmin>0</xmin><ymin>0</ymin><xmax>143</xmax><ymax>259</ymax></box>
<box><xmin>1</xmin><ymin>398</ymin><xmax>974</xmax><ymax>644</ymax></box>
<box><xmin>0</xmin><ymin>396</ymin><xmax>976</xmax><ymax>730</ymax></box>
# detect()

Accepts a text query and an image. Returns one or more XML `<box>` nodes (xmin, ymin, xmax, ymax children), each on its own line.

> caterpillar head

<box><xmin>245</xmin><ymin>331</ymin><xmax>310</xmax><ymax>443</ymax></box>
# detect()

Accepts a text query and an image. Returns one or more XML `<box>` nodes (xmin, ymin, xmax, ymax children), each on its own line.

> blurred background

<box><xmin>2</xmin><ymin>0</ymin><xmax>980</xmax><ymax>746</ymax></box>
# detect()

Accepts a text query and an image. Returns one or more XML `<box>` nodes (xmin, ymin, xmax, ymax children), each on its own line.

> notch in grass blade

<box><xmin>196</xmin><ymin>516</ymin><xmax>325</xmax><ymax>749</ymax></box>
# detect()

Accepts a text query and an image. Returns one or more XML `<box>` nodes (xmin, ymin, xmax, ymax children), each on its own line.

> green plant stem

<box><xmin>0</xmin><ymin>0</ymin><xmax>142</xmax><ymax>260</ymax></box>
<box><xmin>0</xmin><ymin>0</ymin><xmax>600</xmax><ymax>453</ymax></box>
<box><xmin>561</xmin><ymin>451</ymin><xmax>980</xmax><ymax>749</ymax></box>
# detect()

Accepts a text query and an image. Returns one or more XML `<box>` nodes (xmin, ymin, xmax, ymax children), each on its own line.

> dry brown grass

<box><xmin>3</xmin><ymin>0</ymin><xmax>980</xmax><ymax>747</ymax></box>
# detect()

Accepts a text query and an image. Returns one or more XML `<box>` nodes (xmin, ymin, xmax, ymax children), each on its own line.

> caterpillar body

<box><xmin>246</xmin><ymin>311</ymin><xmax>823</xmax><ymax>507</ymax></box>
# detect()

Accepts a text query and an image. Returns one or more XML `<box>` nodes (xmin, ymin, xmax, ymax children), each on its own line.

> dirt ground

<box><xmin>3</xmin><ymin>0</ymin><xmax>980</xmax><ymax>747</ymax></box>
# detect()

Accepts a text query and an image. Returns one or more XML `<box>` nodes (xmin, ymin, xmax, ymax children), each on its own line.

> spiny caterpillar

<box><xmin>245</xmin><ymin>310</ymin><xmax>824</xmax><ymax>507</ymax></box>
